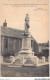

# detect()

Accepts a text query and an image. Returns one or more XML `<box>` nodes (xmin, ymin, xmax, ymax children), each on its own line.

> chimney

<box><xmin>3</xmin><ymin>20</ymin><xmax>7</xmax><ymax>27</ymax></box>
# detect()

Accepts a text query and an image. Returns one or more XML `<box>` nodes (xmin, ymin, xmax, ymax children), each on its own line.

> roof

<box><xmin>0</xmin><ymin>26</ymin><xmax>24</xmax><ymax>38</ymax></box>
<box><xmin>1</xmin><ymin>26</ymin><xmax>23</xmax><ymax>38</ymax></box>
<box><xmin>0</xmin><ymin>26</ymin><xmax>38</xmax><ymax>44</ymax></box>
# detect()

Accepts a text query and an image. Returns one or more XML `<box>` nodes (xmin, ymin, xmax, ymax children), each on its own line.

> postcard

<box><xmin>0</xmin><ymin>0</ymin><xmax>49</xmax><ymax>78</ymax></box>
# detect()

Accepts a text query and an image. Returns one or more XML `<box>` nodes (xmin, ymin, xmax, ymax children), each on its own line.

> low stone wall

<box><xmin>1</xmin><ymin>56</ymin><xmax>49</xmax><ymax>67</ymax></box>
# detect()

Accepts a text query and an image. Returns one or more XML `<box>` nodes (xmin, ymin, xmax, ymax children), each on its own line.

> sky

<box><xmin>0</xmin><ymin>0</ymin><xmax>49</xmax><ymax>43</ymax></box>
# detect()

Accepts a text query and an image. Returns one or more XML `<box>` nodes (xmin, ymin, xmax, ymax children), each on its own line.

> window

<box><xmin>4</xmin><ymin>39</ymin><xmax>8</xmax><ymax>48</ymax></box>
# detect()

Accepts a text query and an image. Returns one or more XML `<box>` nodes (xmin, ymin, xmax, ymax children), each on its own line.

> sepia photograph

<box><xmin>0</xmin><ymin>0</ymin><xmax>49</xmax><ymax>77</ymax></box>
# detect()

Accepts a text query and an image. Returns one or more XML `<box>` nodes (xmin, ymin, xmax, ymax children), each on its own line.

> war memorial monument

<box><xmin>14</xmin><ymin>14</ymin><xmax>38</xmax><ymax>66</ymax></box>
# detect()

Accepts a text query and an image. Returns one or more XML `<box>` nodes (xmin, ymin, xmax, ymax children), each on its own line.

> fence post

<box><xmin>42</xmin><ymin>56</ymin><xmax>45</xmax><ymax>63</ymax></box>
<box><xmin>0</xmin><ymin>56</ymin><xmax>3</xmax><ymax>64</ymax></box>
<box><xmin>22</xmin><ymin>57</ymin><xmax>24</xmax><ymax>65</ymax></box>
<box><xmin>33</xmin><ymin>56</ymin><xmax>39</xmax><ymax>66</ymax></box>
<box><xmin>10</xmin><ymin>56</ymin><xmax>15</xmax><ymax>63</ymax></box>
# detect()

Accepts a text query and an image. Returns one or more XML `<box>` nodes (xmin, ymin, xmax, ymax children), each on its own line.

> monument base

<box><xmin>14</xmin><ymin>55</ymin><xmax>38</xmax><ymax>66</ymax></box>
<box><xmin>13</xmin><ymin>50</ymin><xmax>38</xmax><ymax>66</ymax></box>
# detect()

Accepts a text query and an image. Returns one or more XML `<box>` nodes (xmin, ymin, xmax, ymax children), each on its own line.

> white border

<box><xmin>49</xmin><ymin>0</ymin><xmax>50</xmax><ymax>77</ymax></box>
<box><xmin>0</xmin><ymin>77</ymin><xmax>50</xmax><ymax>79</ymax></box>
<box><xmin>0</xmin><ymin>0</ymin><xmax>1</xmax><ymax>77</ymax></box>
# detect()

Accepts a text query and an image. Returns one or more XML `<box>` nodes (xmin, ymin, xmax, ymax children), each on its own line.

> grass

<box><xmin>1</xmin><ymin>64</ymin><xmax>49</xmax><ymax>77</ymax></box>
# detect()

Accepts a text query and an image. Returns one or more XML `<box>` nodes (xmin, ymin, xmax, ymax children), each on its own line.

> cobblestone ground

<box><xmin>1</xmin><ymin>64</ymin><xmax>49</xmax><ymax>77</ymax></box>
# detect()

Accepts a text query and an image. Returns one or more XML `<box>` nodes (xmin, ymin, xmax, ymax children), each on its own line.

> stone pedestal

<box><xmin>18</xmin><ymin>34</ymin><xmax>34</xmax><ymax>57</ymax></box>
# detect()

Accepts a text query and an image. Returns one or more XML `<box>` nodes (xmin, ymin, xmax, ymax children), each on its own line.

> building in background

<box><xmin>0</xmin><ymin>20</ymin><xmax>39</xmax><ymax>56</ymax></box>
<box><xmin>38</xmin><ymin>41</ymin><xmax>49</xmax><ymax>57</ymax></box>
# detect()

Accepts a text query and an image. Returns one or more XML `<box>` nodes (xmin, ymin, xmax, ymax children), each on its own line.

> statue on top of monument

<box><xmin>25</xmin><ymin>14</ymin><xmax>30</xmax><ymax>34</ymax></box>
